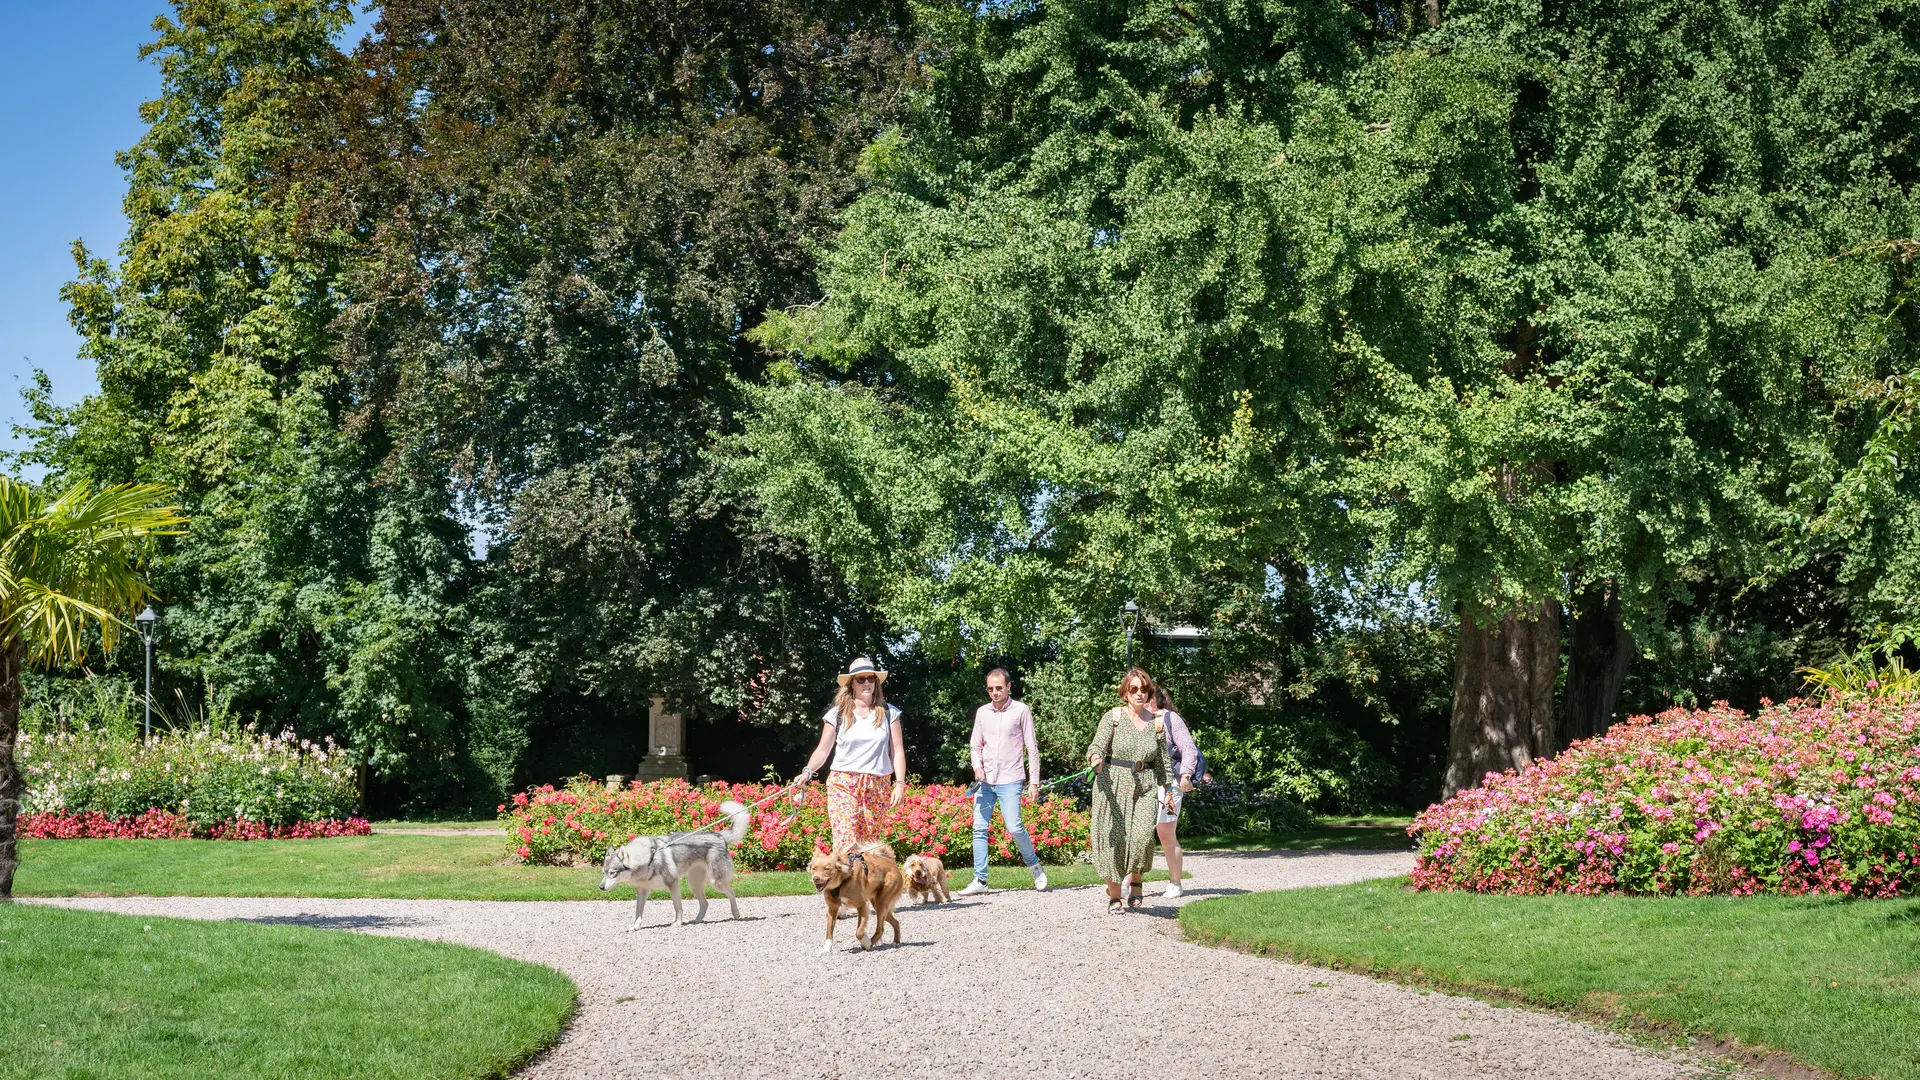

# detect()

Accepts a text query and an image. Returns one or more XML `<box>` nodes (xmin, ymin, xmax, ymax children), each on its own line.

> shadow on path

<box><xmin>239</xmin><ymin>913</ymin><xmax>429</xmax><ymax>931</ymax></box>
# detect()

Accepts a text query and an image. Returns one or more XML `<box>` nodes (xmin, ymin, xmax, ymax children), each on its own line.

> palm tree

<box><xmin>0</xmin><ymin>478</ymin><xmax>183</xmax><ymax>898</ymax></box>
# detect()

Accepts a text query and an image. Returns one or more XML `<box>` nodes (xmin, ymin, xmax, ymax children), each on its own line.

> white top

<box><xmin>827</xmin><ymin>703</ymin><xmax>900</xmax><ymax>776</ymax></box>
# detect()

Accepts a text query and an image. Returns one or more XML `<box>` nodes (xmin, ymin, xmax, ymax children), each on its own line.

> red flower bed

<box><xmin>499</xmin><ymin>777</ymin><xmax>1090</xmax><ymax>870</ymax></box>
<box><xmin>21</xmin><ymin>810</ymin><xmax>372</xmax><ymax>840</ymax></box>
<box><xmin>1410</xmin><ymin>695</ymin><xmax>1920</xmax><ymax>896</ymax></box>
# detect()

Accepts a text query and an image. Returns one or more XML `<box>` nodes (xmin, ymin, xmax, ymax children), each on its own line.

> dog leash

<box><xmin>1036</xmin><ymin>766</ymin><xmax>1092</xmax><ymax>791</ymax></box>
<box><xmin>681</xmin><ymin>781</ymin><xmax>803</xmax><ymax>838</ymax></box>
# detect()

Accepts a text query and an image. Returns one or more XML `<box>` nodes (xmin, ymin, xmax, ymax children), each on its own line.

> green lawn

<box><xmin>0</xmin><ymin>904</ymin><xmax>574</xmax><ymax>1080</ymax></box>
<box><xmin>1180</xmin><ymin>878</ymin><xmax>1920</xmax><ymax>1080</ymax></box>
<box><xmin>15</xmin><ymin>835</ymin><xmax>1162</xmax><ymax>900</ymax></box>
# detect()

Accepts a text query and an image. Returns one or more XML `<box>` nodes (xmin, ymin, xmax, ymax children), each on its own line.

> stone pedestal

<box><xmin>634</xmin><ymin>694</ymin><xmax>689</xmax><ymax>781</ymax></box>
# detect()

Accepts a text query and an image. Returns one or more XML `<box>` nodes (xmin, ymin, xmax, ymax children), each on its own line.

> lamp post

<box><xmin>134</xmin><ymin>606</ymin><xmax>157</xmax><ymax>739</ymax></box>
<box><xmin>1120</xmin><ymin>600</ymin><xmax>1140</xmax><ymax>668</ymax></box>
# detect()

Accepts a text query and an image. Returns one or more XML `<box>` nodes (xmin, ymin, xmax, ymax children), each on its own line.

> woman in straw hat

<box><xmin>795</xmin><ymin>657</ymin><xmax>908</xmax><ymax>849</ymax></box>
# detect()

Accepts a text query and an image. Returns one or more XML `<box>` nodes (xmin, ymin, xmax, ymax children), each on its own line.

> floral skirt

<box><xmin>826</xmin><ymin>770</ymin><xmax>891</xmax><ymax>849</ymax></box>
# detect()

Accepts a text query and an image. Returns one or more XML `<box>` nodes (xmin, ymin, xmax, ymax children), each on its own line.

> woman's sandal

<box><xmin>1107</xmin><ymin>896</ymin><xmax>1124</xmax><ymax>915</ymax></box>
<box><xmin>1126</xmin><ymin>886</ymin><xmax>1144</xmax><ymax>910</ymax></box>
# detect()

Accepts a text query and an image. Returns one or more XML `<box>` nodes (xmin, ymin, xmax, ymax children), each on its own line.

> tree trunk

<box><xmin>1562</xmin><ymin>582</ymin><xmax>1633</xmax><ymax>748</ymax></box>
<box><xmin>1443</xmin><ymin>598</ymin><xmax>1560</xmax><ymax>798</ymax></box>
<box><xmin>0</xmin><ymin>637</ymin><xmax>23</xmax><ymax>899</ymax></box>
<box><xmin>1425</xmin><ymin>0</ymin><xmax>1442</xmax><ymax>28</ymax></box>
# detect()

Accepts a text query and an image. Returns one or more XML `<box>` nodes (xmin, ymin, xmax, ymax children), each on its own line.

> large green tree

<box><xmin>726</xmin><ymin>0</ymin><xmax>1449</xmax><ymax>775</ymax></box>
<box><xmin>301</xmin><ymin>0</ymin><xmax>926</xmax><ymax>776</ymax></box>
<box><xmin>24</xmin><ymin>0</ymin><xmax>930</xmax><ymax>805</ymax></box>
<box><xmin>22</xmin><ymin>0</ymin><xmax>476</xmax><ymax>796</ymax></box>
<box><xmin>727</xmin><ymin>0</ymin><xmax>1920</xmax><ymax>797</ymax></box>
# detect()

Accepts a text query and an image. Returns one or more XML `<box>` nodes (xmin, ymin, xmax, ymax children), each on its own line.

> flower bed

<box><xmin>20</xmin><ymin>724</ymin><xmax>359</xmax><ymax>830</ymax></box>
<box><xmin>1410</xmin><ymin>696</ymin><xmax>1920</xmax><ymax>896</ymax></box>
<box><xmin>19</xmin><ymin>810</ymin><xmax>371</xmax><ymax>840</ymax></box>
<box><xmin>499</xmin><ymin>778</ymin><xmax>1091</xmax><ymax>870</ymax></box>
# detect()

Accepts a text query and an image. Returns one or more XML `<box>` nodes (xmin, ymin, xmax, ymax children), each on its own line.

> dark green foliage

<box><xmin>728</xmin><ymin>0</ymin><xmax>1920</xmax><ymax>800</ymax></box>
<box><xmin>18</xmin><ymin>0</ymin><xmax>925</xmax><ymax>811</ymax></box>
<box><xmin>20</xmin><ymin>0</ymin><xmax>1920</xmax><ymax>814</ymax></box>
<box><xmin>305</xmin><ymin>0</ymin><xmax>926</xmax><ymax>792</ymax></box>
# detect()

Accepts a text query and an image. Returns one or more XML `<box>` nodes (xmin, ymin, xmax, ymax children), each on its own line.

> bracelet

<box><xmin>892</xmin><ymin>780</ymin><xmax>906</xmax><ymax>786</ymax></box>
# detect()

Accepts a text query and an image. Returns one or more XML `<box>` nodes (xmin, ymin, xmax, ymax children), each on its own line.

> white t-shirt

<box><xmin>826</xmin><ymin>703</ymin><xmax>899</xmax><ymax>776</ymax></box>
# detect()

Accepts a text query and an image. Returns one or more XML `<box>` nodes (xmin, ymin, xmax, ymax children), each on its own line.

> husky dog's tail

<box><xmin>716</xmin><ymin>800</ymin><xmax>750</xmax><ymax>845</ymax></box>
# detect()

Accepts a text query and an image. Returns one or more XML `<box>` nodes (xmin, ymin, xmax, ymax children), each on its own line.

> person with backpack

<box><xmin>1131</xmin><ymin>686</ymin><xmax>1209</xmax><ymax>898</ymax></box>
<box><xmin>1087</xmin><ymin>668</ymin><xmax>1174</xmax><ymax>912</ymax></box>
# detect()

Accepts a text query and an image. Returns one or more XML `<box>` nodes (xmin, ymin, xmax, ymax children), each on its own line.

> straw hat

<box><xmin>836</xmin><ymin>656</ymin><xmax>888</xmax><ymax>686</ymax></box>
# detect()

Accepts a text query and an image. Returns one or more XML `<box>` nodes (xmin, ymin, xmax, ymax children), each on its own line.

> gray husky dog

<box><xmin>599</xmin><ymin>800</ymin><xmax>749</xmax><ymax>930</ymax></box>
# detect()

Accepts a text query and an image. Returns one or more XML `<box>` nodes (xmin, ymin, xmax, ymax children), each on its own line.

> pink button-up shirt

<box><xmin>970</xmin><ymin>698</ymin><xmax>1040</xmax><ymax>787</ymax></box>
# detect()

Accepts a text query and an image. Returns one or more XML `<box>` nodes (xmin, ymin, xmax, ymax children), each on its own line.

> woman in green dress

<box><xmin>1086</xmin><ymin>667</ymin><xmax>1172</xmax><ymax>913</ymax></box>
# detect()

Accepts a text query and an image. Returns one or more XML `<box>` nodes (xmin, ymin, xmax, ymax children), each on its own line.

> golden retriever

<box><xmin>901</xmin><ymin>853</ymin><xmax>950</xmax><ymax>904</ymax></box>
<box><xmin>808</xmin><ymin>842</ymin><xmax>903</xmax><ymax>952</ymax></box>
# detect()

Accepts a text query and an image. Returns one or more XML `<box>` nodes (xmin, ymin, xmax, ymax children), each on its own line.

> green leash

<box><xmin>1035</xmin><ymin>766</ymin><xmax>1092</xmax><ymax>792</ymax></box>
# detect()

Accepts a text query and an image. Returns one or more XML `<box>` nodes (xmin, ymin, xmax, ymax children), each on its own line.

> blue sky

<box><xmin>0</xmin><ymin>2</ymin><xmax>369</xmax><ymax>472</ymax></box>
<box><xmin>0</xmin><ymin>2</ymin><xmax>167</xmax><ymax>466</ymax></box>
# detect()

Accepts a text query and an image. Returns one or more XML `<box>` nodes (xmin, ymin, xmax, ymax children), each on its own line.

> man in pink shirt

<box><xmin>957</xmin><ymin>668</ymin><xmax>1049</xmax><ymax>896</ymax></box>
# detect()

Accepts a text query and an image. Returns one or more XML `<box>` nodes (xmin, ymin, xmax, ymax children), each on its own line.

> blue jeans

<box><xmin>972</xmin><ymin>780</ymin><xmax>1041</xmax><ymax>882</ymax></box>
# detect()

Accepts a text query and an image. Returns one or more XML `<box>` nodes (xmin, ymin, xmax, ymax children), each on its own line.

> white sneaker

<box><xmin>1162</xmin><ymin>883</ymin><xmax>1183</xmax><ymax>898</ymax></box>
<box><xmin>1031</xmin><ymin>868</ymin><xmax>1050</xmax><ymax>892</ymax></box>
<box><xmin>956</xmin><ymin>879</ymin><xmax>991</xmax><ymax>897</ymax></box>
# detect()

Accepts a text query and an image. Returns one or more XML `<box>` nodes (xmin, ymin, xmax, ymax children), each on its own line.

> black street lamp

<box><xmin>134</xmin><ymin>606</ymin><xmax>158</xmax><ymax>739</ymax></box>
<box><xmin>1120</xmin><ymin>600</ymin><xmax>1141</xmax><ymax>668</ymax></box>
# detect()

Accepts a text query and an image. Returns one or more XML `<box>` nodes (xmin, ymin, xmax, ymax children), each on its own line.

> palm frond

<box><xmin>0</xmin><ymin>476</ymin><xmax>185</xmax><ymax>669</ymax></box>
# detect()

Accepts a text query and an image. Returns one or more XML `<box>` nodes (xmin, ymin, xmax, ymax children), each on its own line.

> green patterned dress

<box><xmin>1087</xmin><ymin>706</ymin><xmax>1170</xmax><ymax>882</ymax></box>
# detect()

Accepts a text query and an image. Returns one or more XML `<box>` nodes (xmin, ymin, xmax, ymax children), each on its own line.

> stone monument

<box><xmin>633</xmin><ymin>694</ymin><xmax>689</xmax><ymax>781</ymax></box>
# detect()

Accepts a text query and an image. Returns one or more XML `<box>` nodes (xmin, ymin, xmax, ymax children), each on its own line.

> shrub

<box><xmin>1410</xmin><ymin>696</ymin><xmax>1920</xmax><ymax>896</ymax></box>
<box><xmin>499</xmin><ymin>778</ymin><xmax>1090</xmax><ymax>869</ymax></box>
<box><xmin>20</xmin><ymin>723</ymin><xmax>360</xmax><ymax>833</ymax></box>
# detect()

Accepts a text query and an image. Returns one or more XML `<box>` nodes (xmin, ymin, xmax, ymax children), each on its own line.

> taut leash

<box><xmin>682</xmin><ymin>781</ymin><xmax>802</xmax><ymax>837</ymax></box>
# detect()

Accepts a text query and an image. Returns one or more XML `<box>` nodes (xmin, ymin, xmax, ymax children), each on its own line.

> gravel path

<box><xmin>42</xmin><ymin>849</ymin><xmax>1720</xmax><ymax>1079</ymax></box>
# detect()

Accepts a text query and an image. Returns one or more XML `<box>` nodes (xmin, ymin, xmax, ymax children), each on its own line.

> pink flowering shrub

<box><xmin>499</xmin><ymin>778</ymin><xmax>1090</xmax><ymax>870</ymax></box>
<box><xmin>1410</xmin><ymin>696</ymin><xmax>1920</xmax><ymax>896</ymax></box>
<box><xmin>20</xmin><ymin>810</ymin><xmax>371</xmax><ymax>840</ymax></box>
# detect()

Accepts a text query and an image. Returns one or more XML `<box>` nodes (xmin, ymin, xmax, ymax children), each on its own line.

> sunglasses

<box><xmin>1125</xmin><ymin>684</ymin><xmax>1152</xmax><ymax>697</ymax></box>
<box><xmin>851</xmin><ymin>675</ymin><xmax>878</xmax><ymax>684</ymax></box>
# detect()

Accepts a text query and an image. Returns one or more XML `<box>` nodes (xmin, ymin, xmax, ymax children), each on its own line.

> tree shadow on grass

<box><xmin>1883</xmin><ymin>901</ymin><xmax>1920</xmax><ymax>925</ymax></box>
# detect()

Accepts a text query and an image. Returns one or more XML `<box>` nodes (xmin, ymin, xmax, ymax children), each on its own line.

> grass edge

<box><xmin>1174</xmin><ymin>906</ymin><xmax>1843</xmax><ymax>1080</ymax></box>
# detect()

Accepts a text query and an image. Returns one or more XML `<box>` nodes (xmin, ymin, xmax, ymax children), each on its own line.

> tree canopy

<box><xmin>16</xmin><ymin>0</ymin><xmax>1920</xmax><ymax>811</ymax></box>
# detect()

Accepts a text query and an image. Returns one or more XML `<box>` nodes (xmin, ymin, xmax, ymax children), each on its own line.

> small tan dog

<box><xmin>807</xmin><ymin>841</ymin><xmax>904</xmax><ymax>952</ymax></box>
<box><xmin>901</xmin><ymin>853</ymin><xmax>950</xmax><ymax>904</ymax></box>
